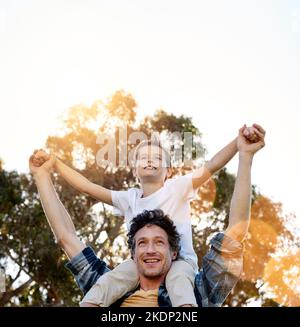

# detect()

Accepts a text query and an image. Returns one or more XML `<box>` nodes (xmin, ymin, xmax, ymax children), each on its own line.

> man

<box><xmin>29</xmin><ymin>124</ymin><xmax>265</xmax><ymax>306</ymax></box>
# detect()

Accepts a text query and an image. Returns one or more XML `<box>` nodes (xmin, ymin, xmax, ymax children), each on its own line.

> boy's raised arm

<box><xmin>204</xmin><ymin>137</ymin><xmax>238</xmax><ymax>175</ymax></box>
<box><xmin>54</xmin><ymin>159</ymin><xmax>113</xmax><ymax>205</ymax></box>
<box><xmin>192</xmin><ymin>124</ymin><xmax>261</xmax><ymax>190</ymax></box>
<box><xmin>192</xmin><ymin>137</ymin><xmax>238</xmax><ymax>190</ymax></box>
<box><xmin>32</xmin><ymin>150</ymin><xmax>113</xmax><ymax>205</ymax></box>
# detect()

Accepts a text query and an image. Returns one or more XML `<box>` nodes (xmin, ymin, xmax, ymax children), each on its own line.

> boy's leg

<box><xmin>165</xmin><ymin>259</ymin><xmax>198</xmax><ymax>307</ymax></box>
<box><xmin>80</xmin><ymin>258</ymin><xmax>139</xmax><ymax>307</ymax></box>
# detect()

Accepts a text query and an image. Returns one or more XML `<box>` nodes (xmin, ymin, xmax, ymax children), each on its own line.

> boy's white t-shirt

<box><xmin>111</xmin><ymin>173</ymin><xmax>198</xmax><ymax>268</ymax></box>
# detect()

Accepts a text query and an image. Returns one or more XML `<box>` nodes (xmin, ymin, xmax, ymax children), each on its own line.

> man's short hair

<box><xmin>127</xmin><ymin>209</ymin><xmax>181</xmax><ymax>258</ymax></box>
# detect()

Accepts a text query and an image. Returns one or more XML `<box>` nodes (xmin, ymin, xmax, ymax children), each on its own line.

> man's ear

<box><xmin>171</xmin><ymin>251</ymin><xmax>178</xmax><ymax>261</ymax></box>
<box><xmin>132</xmin><ymin>252</ymin><xmax>137</xmax><ymax>263</ymax></box>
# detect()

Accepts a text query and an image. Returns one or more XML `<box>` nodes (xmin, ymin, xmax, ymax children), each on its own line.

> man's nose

<box><xmin>146</xmin><ymin>242</ymin><xmax>156</xmax><ymax>253</ymax></box>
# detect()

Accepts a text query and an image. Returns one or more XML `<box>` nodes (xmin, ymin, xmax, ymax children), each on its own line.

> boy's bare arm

<box><xmin>205</xmin><ymin>138</ymin><xmax>238</xmax><ymax>175</ymax></box>
<box><xmin>32</xmin><ymin>150</ymin><xmax>113</xmax><ymax>205</ymax></box>
<box><xmin>192</xmin><ymin>124</ymin><xmax>261</xmax><ymax>190</ymax></box>
<box><xmin>54</xmin><ymin>159</ymin><xmax>113</xmax><ymax>205</ymax></box>
<box><xmin>192</xmin><ymin>138</ymin><xmax>238</xmax><ymax>190</ymax></box>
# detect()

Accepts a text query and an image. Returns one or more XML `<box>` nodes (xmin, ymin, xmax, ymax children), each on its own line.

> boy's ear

<box><xmin>132</xmin><ymin>167</ymin><xmax>141</xmax><ymax>183</ymax></box>
<box><xmin>133</xmin><ymin>167</ymin><xmax>137</xmax><ymax>178</ymax></box>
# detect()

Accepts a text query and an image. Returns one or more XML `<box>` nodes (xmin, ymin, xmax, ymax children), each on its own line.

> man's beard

<box><xmin>139</xmin><ymin>265</ymin><xmax>165</xmax><ymax>279</ymax></box>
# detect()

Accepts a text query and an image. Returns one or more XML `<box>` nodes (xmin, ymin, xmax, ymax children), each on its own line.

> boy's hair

<box><xmin>127</xmin><ymin>209</ymin><xmax>181</xmax><ymax>258</ymax></box>
<box><xmin>133</xmin><ymin>139</ymin><xmax>171</xmax><ymax>168</ymax></box>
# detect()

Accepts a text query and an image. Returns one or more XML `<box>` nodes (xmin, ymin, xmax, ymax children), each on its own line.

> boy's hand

<box><xmin>243</xmin><ymin>124</ymin><xmax>261</xmax><ymax>143</ymax></box>
<box><xmin>238</xmin><ymin>124</ymin><xmax>266</xmax><ymax>155</ymax></box>
<box><xmin>29</xmin><ymin>151</ymin><xmax>55</xmax><ymax>176</ymax></box>
<box><xmin>32</xmin><ymin>149</ymin><xmax>52</xmax><ymax>167</ymax></box>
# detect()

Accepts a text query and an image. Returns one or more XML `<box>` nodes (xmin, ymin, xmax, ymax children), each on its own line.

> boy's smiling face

<box><xmin>134</xmin><ymin>144</ymin><xmax>171</xmax><ymax>183</ymax></box>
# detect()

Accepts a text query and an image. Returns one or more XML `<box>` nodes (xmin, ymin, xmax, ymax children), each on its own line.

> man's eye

<box><xmin>156</xmin><ymin>240</ymin><xmax>164</xmax><ymax>245</ymax></box>
<box><xmin>138</xmin><ymin>241</ymin><xmax>145</xmax><ymax>246</ymax></box>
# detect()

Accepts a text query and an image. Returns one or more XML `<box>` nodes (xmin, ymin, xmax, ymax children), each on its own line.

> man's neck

<box><xmin>141</xmin><ymin>181</ymin><xmax>164</xmax><ymax>198</ymax></box>
<box><xmin>139</xmin><ymin>275</ymin><xmax>165</xmax><ymax>291</ymax></box>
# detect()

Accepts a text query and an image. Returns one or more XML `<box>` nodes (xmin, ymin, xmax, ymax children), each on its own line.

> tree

<box><xmin>0</xmin><ymin>90</ymin><xmax>297</xmax><ymax>306</ymax></box>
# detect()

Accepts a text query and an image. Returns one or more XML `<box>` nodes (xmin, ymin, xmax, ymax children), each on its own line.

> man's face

<box><xmin>134</xmin><ymin>145</ymin><xmax>170</xmax><ymax>182</ymax></box>
<box><xmin>133</xmin><ymin>224</ymin><xmax>177</xmax><ymax>279</ymax></box>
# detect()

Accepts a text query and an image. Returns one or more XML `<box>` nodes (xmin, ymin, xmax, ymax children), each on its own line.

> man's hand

<box><xmin>238</xmin><ymin>123</ymin><xmax>266</xmax><ymax>156</ymax></box>
<box><xmin>29</xmin><ymin>150</ymin><xmax>55</xmax><ymax>176</ymax></box>
<box><xmin>31</xmin><ymin>149</ymin><xmax>52</xmax><ymax>167</ymax></box>
<box><xmin>243</xmin><ymin>125</ymin><xmax>259</xmax><ymax>142</ymax></box>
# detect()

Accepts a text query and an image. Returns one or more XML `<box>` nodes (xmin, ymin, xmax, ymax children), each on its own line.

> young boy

<box><xmin>32</xmin><ymin>124</ymin><xmax>260</xmax><ymax>307</ymax></box>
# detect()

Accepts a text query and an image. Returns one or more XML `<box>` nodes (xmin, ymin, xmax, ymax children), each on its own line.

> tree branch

<box><xmin>0</xmin><ymin>278</ymin><xmax>33</xmax><ymax>306</ymax></box>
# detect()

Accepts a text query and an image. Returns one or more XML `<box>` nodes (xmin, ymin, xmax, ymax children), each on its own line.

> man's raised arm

<box><xmin>29</xmin><ymin>154</ymin><xmax>85</xmax><ymax>259</ymax></box>
<box><xmin>225</xmin><ymin>124</ymin><xmax>266</xmax><ymax>242</ymax></box>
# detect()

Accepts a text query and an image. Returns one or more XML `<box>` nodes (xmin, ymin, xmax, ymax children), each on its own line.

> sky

<box><xmin>0</xmin><ymin>0</ymin><xmax>300</xmax><ymax>228</ymax></box>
